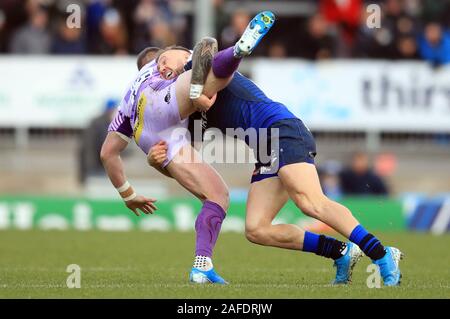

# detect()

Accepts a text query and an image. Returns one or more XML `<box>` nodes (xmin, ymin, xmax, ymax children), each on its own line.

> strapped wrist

<box><xmin>116</xmin><ymin>181</ymin><xmax>136</xmax><ymax>201</ymax></box>
<box><xmin>189</xmin><ymin>84</ymin><xmax>204</xmax><ymax>99</ymax></box>
<box><xmin>116</xmin><ymin>181</ymin><xmax>130</xmax><ymax>193</ymax></box>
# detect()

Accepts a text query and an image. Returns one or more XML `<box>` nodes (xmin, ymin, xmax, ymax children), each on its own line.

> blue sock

<box><xmin>349</xmin><ymin>225</ymin><xmax>386</xmax><ymax>260</ymax></box>
<box><xmin>303</xmin><ymin>231</ymin><xmax>320</xmax><ymax>253</ymax></box>
<box><xmin>303</xmin><ymin>231</ymin><xmax>347</xmax><ymax>260</ymax></box>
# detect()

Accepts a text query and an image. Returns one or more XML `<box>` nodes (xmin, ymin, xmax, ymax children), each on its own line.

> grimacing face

<box><xmin>157</xmin><ymin>49</ymin><xmax>191</xmax><ymax>80</ymax></box>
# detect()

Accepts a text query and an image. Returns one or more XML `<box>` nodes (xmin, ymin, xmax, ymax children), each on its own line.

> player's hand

<box><xmin>125</xmin><ymin>195</ymin><xmax>157</xmax><ymax>216</ymax></box>
<box><xmin>147</xmin><ymin>141</ymin><xmax>168</xmax><ymax>167</ymax></box>
<box><xmin>192</xmin><ymin>93</ymin><xmax>217</xmax><ymax>112</ymax></box>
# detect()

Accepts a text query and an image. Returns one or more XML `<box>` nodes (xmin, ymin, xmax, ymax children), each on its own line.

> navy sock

<box><xmin>349</xmin><ymin>225</ymin><xmax>386</xmax><ymax>260</ymax></box>
<box><xmin>303</xmin><ymin>232</ymin><xmax>347</xmax><ymax>260</ymax></box>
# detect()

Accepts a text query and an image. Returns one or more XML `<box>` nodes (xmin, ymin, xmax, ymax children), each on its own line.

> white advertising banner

<box><xmin>252</xmin><ymin>59</ymin><xmax>450</xmax><ymax>132</ymax></box>
<box><xmin>0</xmin><ymin>56</ymin><xmax>136</xmax><ymax>127</ymax></box>
<box><xmin>1</xmin><ymin>57</ymin><xmax>449</xmax><ymax>131</ymax></box>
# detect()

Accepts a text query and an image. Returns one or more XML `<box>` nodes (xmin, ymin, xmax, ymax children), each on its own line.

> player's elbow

<box><xmin>99</xmin><ymin>147</ymin><xmax>109</xmax><ymax>164</ymax></box>
<box><xmin>100</xmin><ymin>143</ymin><xmax>116</xmax><ymax>164</ymax></box>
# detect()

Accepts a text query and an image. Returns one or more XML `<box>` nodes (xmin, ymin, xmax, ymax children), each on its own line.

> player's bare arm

<box><xmin>101</xmin><ymin>132</ymin><xmax>157</xmax><ymax>216</ymax></box>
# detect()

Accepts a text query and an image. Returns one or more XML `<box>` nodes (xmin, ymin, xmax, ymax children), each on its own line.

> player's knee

<box><xmin>205</xmin><ymin>188</ymin><xmax>229</xmax><ymax>212</ymax></box>
<box><xmin>219</xmin><ymin>187</ymin><xmax>230</xmax><ymax>212</ymax></box>
<box><xmin>245</xmin><ymin>227</ymin><xmax>260</xmax><ymax>244</ymax></box>
<box><xmin>245</xmin><ymin>223</ymin><xmax>266</xmax><ymax>244</ymax></box>
<box><xmin>100</xmin><ymin>145</ymin><xmax>113</xmax><ymax>164</ymax></box>
<box><xmin>217</xmin><ymin>193</ymin><xmax>230</xmax><ymax>212</ymax></box>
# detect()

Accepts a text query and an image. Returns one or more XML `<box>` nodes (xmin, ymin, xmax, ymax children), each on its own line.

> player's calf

<box><xmin>190</xmin><ymin>37</ymin><xmax>218</xmax><ymax>100</ymax></box>
<box><xmin>190</xmin><ymin>200</ymin><xmax>228</xmax><ymax>285</ymax></box>
<box><xmin>289</xmin><ymin>191</ymin><xmax>330</xmax><ymax>221</ymax></box>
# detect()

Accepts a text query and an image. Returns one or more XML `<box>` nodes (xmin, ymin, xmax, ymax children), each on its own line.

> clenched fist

<box><xmin>147</xmin><ymin>140</ymin><xmax>168</xmax><ymax>167</ymax></box>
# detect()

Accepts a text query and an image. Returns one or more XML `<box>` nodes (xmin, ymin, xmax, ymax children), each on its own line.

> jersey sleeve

<box><xmin>183</xmin><ymin>51</ymin><xmax>193</xmax><ymax>71</ymax></box>
<box><xmin>108</xmin><ymin>96</ymin><xmax>133</xmax><ymax>141</ymax></box>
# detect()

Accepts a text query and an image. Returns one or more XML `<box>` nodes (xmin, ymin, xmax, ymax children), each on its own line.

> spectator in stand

<box><xmin>148</xmin><ymin>17</ymin><xmax>177</xmax><ymax>49</ymax></box>
<box><xmin>78</xmin><ymin>98</ymin><xmax>119</xmax><ymax>185</ymax></box>
<box><xmin>381</xmin><ymin>0</ymin><xmax>418</xmax><ymax>58</ymax></box>
<box><xmin>298</xmin><ymin>13</ymin><xmax>336</xmax><ymax>60</ymax></box>
<box><xmin>339</xmin><ymin>152</ymin><xmax>389</xmax><ymax>196</ymax></box>
<box><xmin>0</xmin><ymin>9</ymin><xmax>5</xmax><ymax>52</ymax></box>
<box><xmin>131</xmin><ymin>0</ymin><xmax>161</xmax><ymax>53</ymax></box>
<box><xmin>421</xmin><ymin>0</ymin><xmax>450</xmax><ymax>29</ymax></box>
<box><xmin>418</xmin><ymin>22</ymin><xmax>450</xmax><ymax>66</ymax></box>
<box><xmin>352</xmin><ymin>5</ymin><xmax>382</xmax><ymax>58</ymax></box>
<box><xmin>318</xmin><ymin>160</ymin><xmax>343</xmax><ymax>201</ymax></box>
<box><xmin>9</xmin><ymin>1</ymin><xmax>51</xmax><ymax>54</ymax></box>
<box><xmin>85</xmin><ymin>0</ymin><xmax>109</xmax><ymax>53</ymax></box>
<box><xmin>1</xmin><ymin>0</ymin><xmax>449</xmax><ymax>62</ymax></box>
<box><xmin>131</xmin><ymin>0</ymin><xmax>183</xmax><ymax>53</ymax></box>
<box><xmin>97</xmin><ymin>8</ymin><xmax>128</xmax><ymax>55</ymax></box>
<box><xmin>394</xmin><ymin>35</ymin><xmax>420</xmax><ymax>60</ymax></box>
<box><xmin>353</xmin><ymin>0</ymin><xmax>418</xmax><ymax>59</ymax></box>
<box><xmin>170</xmin><ymin>13</ymin><xmax>189</xmax><ymax>49</ymax></box>
<box><xmin>267</xmin><ymin>40</ymin><xmax>288</xmax><ymax>58</ymax></box>
<box><xmin>220</xmin><ymin>10</ymin><xmax>250</xmax><ymax>50</ymax></box>
<box><xmin>213</xmin><ymin>0</ymin><xmax>229</xmax><ymax>40</ymax></box>
<box><xmin>52</xmin><ymin>17</ymin><xmax>86</xmax><ymax>54</ymax></box>
<box><xmin>319</xmin><ymin>0</ymin><xmax>362</xmax><ymax>56</ymax></box>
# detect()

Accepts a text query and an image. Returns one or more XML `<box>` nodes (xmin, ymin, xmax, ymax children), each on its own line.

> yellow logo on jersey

<box><xmin>133</xmin><ymin>93</ymin><xmax>147</xmax><ymax>144</ymax></box>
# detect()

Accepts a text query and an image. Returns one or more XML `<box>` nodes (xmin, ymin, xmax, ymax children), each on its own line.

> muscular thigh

<box><xmin>175</xmin><ymin>70</ymin><xmax>194</xmax><ymax>120</ymax></box>
<box><xmin>166</xmin><ymin>144</ymin><xmax>229</xmax><ymax>209</ymax></box>
<box><xmin>278</xmin><ymin>162</ymin><xmax>326</xmax><ymax>208</ymax></box>
<box><xmin>246</xmin><ymin>177</ymin><xmax>289</xmax><ymax>228</ymax></box>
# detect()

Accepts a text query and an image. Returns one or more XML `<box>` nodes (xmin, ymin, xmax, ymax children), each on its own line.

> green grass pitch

<box><xmin>0</xmin><ymin>231</ymin><xmax>448</xmax><ymax>298</ymax></box>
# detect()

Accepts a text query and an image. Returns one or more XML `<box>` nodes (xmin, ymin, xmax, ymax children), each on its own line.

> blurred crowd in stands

<box><xmin>318</xmin><ymin>151</ymin><xmax>390</xmax><ymax>199</ymax></box>
<box><xmin>0</xmin><ymin>0</ymin><xmax>449</xmax><ymax>65</ymax></box>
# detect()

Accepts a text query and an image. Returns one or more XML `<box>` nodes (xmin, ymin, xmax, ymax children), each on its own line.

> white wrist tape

<box><xmin>189</xmin><ymin>84</ymin><xmax>204</xmax><ymax>99</ymax></box>
<box><xmin>123</xmin><ymin>192</ymin><xmax>137</xmax><ymax>202</ymax></box>
<box><xmin>116</xmin><ymin>181</ymin><xmax>130</xmax><ymax>193</ymax></box>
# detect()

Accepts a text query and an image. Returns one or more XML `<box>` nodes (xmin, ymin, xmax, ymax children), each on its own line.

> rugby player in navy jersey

<box><xmin>104</xmin><ymin>11</ymin><xmax>280</xmax><ymax>285</ymax></box>
<box><xmin>145</xmin><ymin>16</ymin><xmax>403</xmax><ymax>287</ymax></box>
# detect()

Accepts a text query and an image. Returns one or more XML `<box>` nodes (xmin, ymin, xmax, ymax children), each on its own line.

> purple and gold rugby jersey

<box><xmin>108</xmin><ymin>59</ymin><xmax>189</xmax><ymax>167</ymax></box>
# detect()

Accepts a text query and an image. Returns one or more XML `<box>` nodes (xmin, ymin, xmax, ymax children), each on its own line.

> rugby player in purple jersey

<box><xmin>101</xmin><ymin>11</ymin><xmax>276</xmax><ymax>284</ymax></box>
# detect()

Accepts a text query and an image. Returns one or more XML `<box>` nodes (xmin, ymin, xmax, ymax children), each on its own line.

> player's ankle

<box><xmin>193</xmin><ymin>255</ymin><xmax>213</xmax><ymax>271</ymax></box>
<box><xmin>233</xmin><ymin>44</ymin><xmax>244</xmax><ymax>59</ymax></box>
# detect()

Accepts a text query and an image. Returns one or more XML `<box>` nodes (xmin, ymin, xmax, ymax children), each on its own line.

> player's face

<box><xmin>157</xmin><ymin>50</ymin><xmax>190</xmax><ymax>80</ymax></box>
